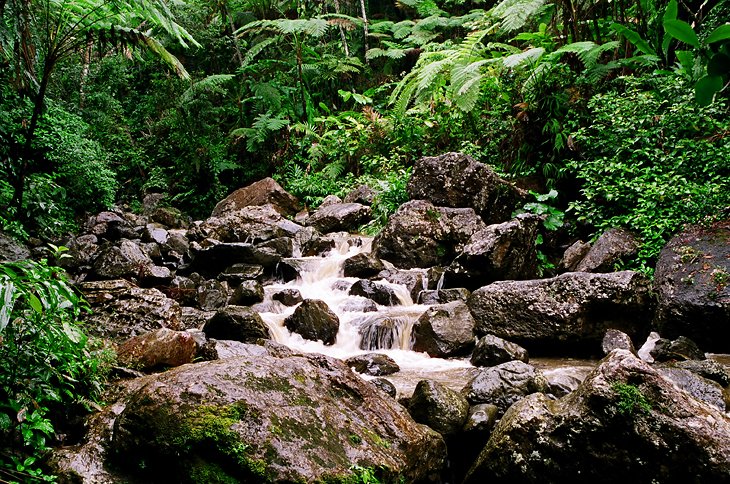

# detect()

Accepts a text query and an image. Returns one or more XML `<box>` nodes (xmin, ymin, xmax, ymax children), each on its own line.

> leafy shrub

<box><xmin>568</xmin><ymin>73</ymin><xmax>730</xmax><ymax>270</ymax></box>
<box><xmin>364</xmin><ymin>168</ymin><xmax>412</xmax><ymax>234</ymax></box>
<box><xmin>0</xmin><ymin>258</ymin><xmax>112</xmax><ymax>481</ymax></box>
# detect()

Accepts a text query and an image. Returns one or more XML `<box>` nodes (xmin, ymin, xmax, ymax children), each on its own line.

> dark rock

<box><xmin>151</xmin><ymin>206</ymin><xmax>189</xmax><ymax>229</ymax></box>
<box><xmin>163</xmin><ymin>229</ymin><xmax>189</xmax><ymax>255</ymax></box>
<box><xmin>344</xmin><ymin>185</ymin><xmax>376</xmax><ymax>205</ymax></box>
<box><xmin>92</xmin><ymin>239</ymin><xmax>153</xmax><ymax>280</ymax></box>
<box><xmin>343</xmin><ymin>253</ymin><xmax>385</xmax><ymax>278</ymax></box>
<box><xmin>138</xmin><ymin>264</ymin><xmax>173</xmax><ymax>287</ymax></box>
<box><xmin>409</xmin><ymin>380</ymin><xmax>470</xmax><ymax>436</ymax></box>
<box><xmin>650</xmin><ymin>336</ymin><xmax>706</xmax><ymax>362</ymax></box>
<box><xmin>417</xmin><ymin>288</ymin><xmax>471</xmax><ymax>305</ymax></box>
<box><xmin>217</xmin><ymin>263</ymin><xmax>264</xmax><ymax>284</ymax></box>
<box><xmin>601</xmin><ymin>328</ymin><xmax>636</xmax><ymax>356</ymax></box>
<box><xmin>345</xmin><ymin>353</ymin><xmax>400</xmax><ymax>376</ymax></box>
<box><xmin>166</xmin><ymin>276</ymin><xmax>197</xmax><ymax>305</ymax></box>
<box><xmin>339</xmin><ymin>298</ymin><xmax>378</xmax><ymax>313</ymax></box>
<box><xmin>468</xmin><ymin>271</ymin><xmax>655</xmax><ymax>355</ymax></box>
<box><xmin>117</xmin><ymin>328</ymin><xmax>197</xmax><ymax>371</ymax></box>
<box><xmin>62</xmin><ymin>234</ymin><xmax>99</xmax><ymax>270</ymax></box>
<box><xmin>412</xmin><ymin>301</ymin><xmax>476</xmax><ymax>358</ymax></box>
<box><xmin>212</xmin><ymin>177</ymin><xmax>301</xmax><ymax>217</ymax></box>
<box><xmin>657</xmin><ymin>366</ymin><xmax>726</xmax><ymax>411</ymax></box>
<box><xmin>356</xmin><ymin>315</ymin><xmax>411</xmax><ymax>351</ymax></box>
<box><xmin>559</xmin><ymin>240</ymin><xmax>591</xmax><ymax>272</ymax></box>
<box><xmin>284</xmin><ymin>299</ymin><xmax>339</xmax><ymax>345</ymax></box>
<box><xmin>196</xmin><ymin>279</ymin><xmax>229</xmax><ymax>311</ymax></box>
<box><xmin>191</xmin><ymin>204</ymin><xmax>302</xmax><ymax>245</ymax></box>
<box><xmin>256</xmin><ymin>236</ymin><xmax>293</xmax><ymax>258</ymax></box>
<box><xmin>0</xmin><ymin>231</ymin><xmax>30</xmax><ymax>262</ymax></box>
<box><xmin>331</xmin><ymin>279</ymin><xmax>353</xmax><ymax>292</ymax></box>
<box><xmin>203</xmin><ymin>306</ymin><xmax>271</xmax><ymax>343</ymax></box>
<box><xmin>462</xmin><ymin>361</ymin><xmax>549</xmax><ymax>414</ymax></box>
<box><xmin>470</xmin><ymin>334</ymin><xmax>529</xmax><ymax>367</ymax></box>
<box><xmin>407</xmin><ymin>152</ymin><xmax>527</xmax><ymax>224</ymax></box>
<box><xmin>463</xmin><ymin>403</ymin><xmax>499</xmax><ymax>435</ymax></box>
<box><xmin>294</xmin><ymin>226</ymin><xmax>334</xmax><ymax>256</ymax></box>
<box><xmin>546</xmin><ymin>373</ymin><xmax>583</xmax><ymax>398</ymax></box>
<box><xmin>189</xmin><ymin>242</ymin><xmax>281</xmax><ymax>277</ymax></box>
<box><xmin>446</xmin><ymin>214</ymin><xmax>541</xmax><ymax>288</ymax></box>
<box><xmin>228</xmin><ymin>280</ymin><xmax>265</xmax><ymax>306</ymax></box>
<box><xmin>373</xmin><ymin>200</ymin><xmax>486</xmax><ymax>269</ymax></box>
<box><xmin>377</xmin><ymin>269</ymin><xmax>426</xmax><ymax>302</ymax></box>
<box><xmin>319</xmin><ymin>194</ymin><xmax>343</xmax><ymax>208</ymax></box>
<box><xmin>673</xmin><ymin>359</ymin><xmax>730</xmax><ymax>387</ymax></box>
<box><xmin>653</xmin><ymin>220</ymin><xmax>730</xmax><ymax>352</ymax></box>
<box><xmin>463</xmin><ymin>350</ymin><xmax>730</xmax><ymax>484</ymax></box>
<box><xmin>179</xmin><ymin>307</ymin><xmax>214</xmax><ymax>330</ymax></box>
<box><xmin>272</xmin><ymin>288</ymin><xmax>303</xmax><ymax>306</ymax></box>
<box><xmin>426</xmin><ymin>266</ymin><xmax>447</xmax><ymax>289</ymax></box>
<box><xmin>371</xmin><ymin>378</ymin><xmax>397</xmax><ymax>398</ymax></box>
<box><xmin>142</xmin><ymin>193</ymin><xmax>166</xmax><ymax>214</ymax></box>
<box><xmin>307</xmin><ymin>203</ymin><xmax>371</xmax><ymax>233</ymax></box>
<box><xmin>576</xmin><ymin>228</ymin><xmax>639</xmax><ymax>273</ymax></box>
<box><xmin>349</xmin><ymin>279</ymin><xmax>400</xmax><ymax>306</ymax></box>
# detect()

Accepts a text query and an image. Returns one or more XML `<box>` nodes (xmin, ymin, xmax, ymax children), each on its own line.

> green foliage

<box><xmin>0</xmin><ymin>258</ymin><xmax>112</xmax><ymax>481</ymax></box>
<box><xmin>612</xmin><ymin>382</ymin><xmax>651</xmax><ymax>416</ymax></box>
<box><xmin>515</xmin><ymin>190</ymin><xmax>564</xmax><ymax>231</ymax></box>
<box><xmin>568</xmin><ymin>74</ymin><xmax>730</xmax><ymax>270</ymax></box>
<box><xmin>364</xmin><ymin>168</ymin><xmax>412</xmax><ymax>235</ymax></box>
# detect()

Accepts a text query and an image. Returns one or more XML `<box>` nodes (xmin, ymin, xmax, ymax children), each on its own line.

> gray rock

<box><xmin>179</xmin><ymin>307</ymin><xmax>214</xmax><ymax>330</ymax></box>
<box><xmin>546</xmin><ymin>373</ymin><xmax>583</xmax><ymax>398</ymax></box>
<box><xmin>209</xmin><ymin>339</ymin><xmax>271</xmax><ymax>360</ymax></box>
<box><xmin>284</xmin><ymin>299</ymin><xmax>339</xmax><ymax>345</ymax></box>
<box><xmin>673</xmin><ymin>359</ymin><xmax>730</xmax><ymax>387</ymax></box>
<box><xmin>349</xmin><ymin>279</ymin><xmax>400</xmax><ymax>306</ymax></box>
<box><xmin>373</xmin><ymin>200</ymin><xmax>486</xmax><ymax>269</ymax></box>
<box><xmin>117</xmin><ymin>328</ymin><xmax>197</xmax><ymax>371</ymax></box>
<box><xmin>228</xmin><ymin>280</ymin><xmax>265</xmax><ymax>306</ymax></box>
<box><xmin>468</xmin><ymin>271</ymin><xmax>655</xmax><ymax>355</ymax></box>
<box><xmin>203</xmin><ymin>306</ymin><xmax>271</xmax><ymax>343</ymax></box>
<box><xmin>343</xmin><ymin>253</ymin><xmax>385</xmax><ymax>278</ymax></box>
<box><xmin>345</xmin><ymin>353</ymin><xmax>400</xmax><ymax>376</ymax></box>
<box><xmin>168</xmin><ymin>275</ymin><xmax>197</xmax><ymax>306</ymax></box>
<box><xmin>470</xmin><ymin>334</ymin><xmax>529</xmax><ymax>367</ymax></box>
<box><xmin>371</xmin><ymin>378</ymin><xmax>397</xmax><ymax>398</ymax></box>
<box><xmin>409</xmin><ymin>380</ymin><xmax>470</xmax><ymax>436</ymax></box>
<box><xmin>344</xmin><ymin>185</ymin><xmax>376</xmax><ymax>205</ymax></box>
<box><xmin>142</xmin><ymin>223</ymin><xmax>168</xmax><ymax>245</ymax></box>
<box><xmin>377</xmin><ymin>269</ymin><xmax>426</xmax><ymax>302</ymax></box>
<box><xmin>196</xmin><ymin>279</ymin><xmax>229</xmax><ymax>311</ymax></box>
<box><xmin>307</xmin><ymin>203</ymin><xmax>371</xmax><ymax>233</ymax></box>
<box><xmin>601</xmin><ymin>328</ymin><xmax>636</xmax><ymax>356</ymax></box>
<box><xmin>272</xmin><ymin>288</ymin><xmax>303</xmax><ymax>306</ymax></box>
<box><xmin>417</xmin><ymin>288</ymin><xmax>471</xmax><ymax>305</ymax></box>
<box><xmin>657</xmin><ymin>366</ymin><xmax>726</xmax><ymax>411</ymax></box>
<box><xmin>462</xmin><ymin>361</ymin><xmax>549</xmax><ymax>414</ymax></box>
<box><xmin>217</xmin><ymin>263</ymin><xmax>265</xmax><ymax>284</ymax></box>
<box><xmin>150</xmin><ymin>206</ymin><xmax>189</xmax><ymax>229</ymax></box>
<box><xmin>92</xmin><ymin>239</ymin><xmax>153</xmax><ymax>280</ymax></box>
<box><xmin>653</xmin><ymin>221</ymin><xmax>730</xmax><ymax>352</ymax></box>
<box><xmin>211</xmin><ymin>177</ymin><xmax>301</xmax><ymax>217</ymax></box>
<box><xmin>412</xmin><ymin>301</ymin><xmax>476</xmax><ymax>358</ymax></box>
<box><xmin>463</xmin><ymin>350</ymin><xmax>730</xmax><ymax>484</ymax></box>
<box><xmin>190</xmin><ymin>204</ymin><xmax>302</xmax><ymax>245</ymax></box>
<box><xmin>257</xmin><ymin>236</ymin><xmax>293</xmax><ymax>258</ymax></box>
<box><xmin>559</xmin><ymin>240</ymin><xmax>591</xmax><ymax>272</ymax></box>
<box><xmin>576</xmin><ymin>228</ymin><xmax>639</xmax><ymax>273</ymax></box>
<box><xmin>650</xmin><ymin>336</ymin><xmax>706</xmax><ymax>362</ymax></box>
<box><xmin>319</xmin><ymin>194</ymin><xmax>343</xmax><ymax>208</ymax></box>
<box><xmin>407</xmin><ymin>152</ymin><xmax>527</xmax><ymax>224</ymax></box>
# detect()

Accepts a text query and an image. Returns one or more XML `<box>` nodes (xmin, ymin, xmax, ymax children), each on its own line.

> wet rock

<box><xmin>417</xmin><ymin>288</ymin><xmax>471</xmax><ymax>305</ymax></box>
<box><xmin>228</xmin><ymin>280</ymin><xmax>265</xmax><ymax>306</ymax></box>
<box><xmin>284</xmin><ymin>299</ymin><xmax>340</xmax><ymax>345</ymax></box>
<box><xmin>468</xmin><ymin>271</ymin><xmax>655</xmax><ymax>355</ymax></box>
<box><xmin>272</xmin><ymin>288</ymin><xmax>303</xmax><ymax>306</ymax></box>
<box><xmin>653</xmin><ymin>220</ymin><xmax>730</xmax><ymax>352</ymax></box>
<box><xmin>559</xmin><ymin>240</ymin><xmax>591</xmax><ymax>272</ymax></box>
<box><xmin>191</xmin><ymin>204</ymin><xmax>302</xmax><ymax>245</ymax></box>
<box><xmin>92</xmin><ymin>239</ymin><xmax>153</xmax><ymax>280</ymax></box>
<box><xmin>637</xmin><ymin>331</ymin><xmax>661</xmax><ymax>362</ymax></box>
<box><xmin>217</xmin><ymin>263</ymin><xmax>264</xmax><ymax>285</ymax></box>
<box><xmin>212</xmin><ymin>177</ymin><xmax>301</xmax><ymax>217</ymax></box>
<box><xmin>407</xmin><ymin>152</ymin><xmax>527</xmax><ymax>224</ymax></box>
<box><xmin>339</xmin><ymin>298</ymin><xmax>378</xmax><ymax>313</ymax></box>
<box><xmin>470</xmin><ymin>334</ymin><xmax>529</xmax><ymax>367</ymax></box>
<box><xmin>101</xmin><ymin>354</ymin><xmax>445</xmax><ymax>483</ymax></box>
<box><xmin>673</xmin><ymin>359</ymin><xmax>730</xmax><ymax>387</ymax></box>
<box><xmin>294</xmin><ymin>226</ymin><xmax>335</xmax><ymax>256</ymax></box>
<box><xmin>545</xmin><ymin>373</ymin><xmax>583</xmax><ymax>398</ymax></box>
<box><xmin>307</xmin><ymin>203</ymin><xmax>371</xmax><ymax>233</ymax></box>
<box><xmin>343</xmin><ymin>253</ymin><xmax>385</xmax><ymax>278</ymax></box>
<box><xmin>345</xmin><ymin>353</ymin><xmax>400</xmax><ymax>376</ymax></box>
<box><xmin>377</xmin><ymin>269</ymin><xmax>426</xmax><ymax>302</ymax></box>
<box><xmin>463</xmin><ymin>404</ymin><xmax>499</xmax><ymax>435</ymax></box>
<box><xmin>209</xmin><ymin>339</ymin><xmax>271</xmax><ymax>360</ymax></box>
<box><xmin>657</xmin><ymin>366</ymin><xmax>726</xmax><ymax>411</ymax></box>
<box><xmin>412</xmin><ymin>301</ymin><xmax>476</xmax><ymax>358</ymax></box>
<box><xmin>79</xmin><ymin>280</ymin><xmax>182</xmax><ymax>341</ymax></box>
<box><xmin>138</xmin><ymin>264</ymin><xmax>173</xmax><ymax>287</ymax></box>
<box><xmin>163</xmin><ymin>229</ymin><xmax>190</xmax><ymax>255</ymax></box>
<box><xmin>463</xmin><ymin>350</ymin><xmax>730</xmax><ymax>484</ymax></box>
<box><xmin>63</xmin><ymin>234</ymin><xmax>99</xmax><ymax>270</ymax></box>
<box><xmin>203</xmin><ymin>306</ymin><xmax>271</xmax><ymax>343</ymax></box>
<box><xmin>166</xmin><ymin>275</ymin><xmax>197</xmax><ymax>305</ymax></box>
<box><xmin>373</xmin><ymin>200</ymin><xmax>486</xmax><ymax>269</ymax></box>
<box><xmin>446</xmin><ymin>214</ymin><xmax>541</xmax><ymax>288</ymax></box>
<box><xmin>257</xmin><ymin>236</ymin><xmax>293</xmax><ymax>258</ymax></box>
<box><xmin>344</xmin><ymin>185</ymin><xmax>376</xmax><ymax>205</ymax></box>
<box><xmin>462</xmin><ymin>361</ymin><xmax>549</xmax><ymax>414</ymax></box>
<box><xmin>650</xmin><ymin>336</ymin><xmax>706</xmax><ymax>362</ymax></box>
<box><xmin>117</xmin><ymin>329</ymin><xmax>197</xmax><ymax>371</ymax></box>
<box><xmin>601</xmin><ymin>328</ymin><xmax>636</xmax><ymax>356</ymax></box>
<box><xmin>408</xmin><ymin>380</ymin><xmax>470</xmax><ymax>436</ymax></box>
<box><xmin>576</xmin><ymin>228</ymin><xmax>639</xmax><ymax>273</ymax></box>
<box><xmin>196</xmin><ymin>279</ymin><xmax>229</xmax><ymax>311</ymax></box>
<box><xmin>349</xmin><ymin>279</ymin><xmax>400</xmax><ymax>306</ymax></box>
<box><xmin>188</xmin><ymin>242</ymin><xmax>281</xmax><ymax>277</ymax></box>
<box><xmin>371</xmin><ymin>378</ymin><xmax>397</xmax><ymax>398</ymax></box>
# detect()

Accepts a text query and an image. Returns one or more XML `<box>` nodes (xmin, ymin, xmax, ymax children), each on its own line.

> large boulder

<box><xmin>92</xmin><ymin>239</ymin><xmax>154</xmax><ymax>280</ymax></box>
<box><xmin>373</xmin><ymin>200</ymin><xmax>486</xmax><ymax>269</ymax></box>
<box><xmin>467</xmin><ymin>271</ymin><xmax>655</xmax><ymax>355</ymax></box>
<box><xmin>349</xmin><ymin>279</ymin><xmax>401</xmax><ymax>306</ymax></box>
<box><xmin>463</xmin><ymin>350</ymin><xmax>730</xmax><ymax>483</ymax></box>
<box><xmin>103</xmin><ymin>354</ymin><xmax>446</xmax><ymax>482</ymax></box>
<box><xmin>117</xmin><ymin>328</ymin><xmax>197</xmax><ymax>371</ymax></box>
<box><xmin>188</xmin><ymin>242</ymin><xmax>282</xmax><ymax>277</ymax></box>
<box><xmin>0</xmin><ymin>231</ymin><xmax>30</xmax><ymax>262</ymax></box>
<box><xmin>411</xmin><ymin>301</ymin><xmax>476</xmax><ymax>358</ymax></box>
<box><xmin>344</xmin><ymin>185</ymin><xmax>376</xmax><ymax>205</ymax></box>
<box><xmin>407</xmin><ymin>152</ymin><xmax>527</xmax><ymax>224</ymax></box>
<box><xmin>653</xmin><ymin>221</ymin><xmax>730</xmax><ymax>352</ymax></box>
<box><xmin>203</xmin><ymin>306</ymin><xmax>271</xmax><ymax>343</ymax></box>
<box><xmin>306</xmin><ymin>203</ymin><xmax>371</xmax><ymax>233</ymax></box>
<box><xmin>575</xmin><ymin>228</ymin><xmax>639</xmax><ymax>273</ymax></box>
<box><xmin>211</xmin><ymin>177</ymin><xmax>301</xmax><ymax>217</ymax></box>
<box><xmin>284</xmin><ymin>299</ymin><xmax>340</xmax><ymax>345</ymax></box>
<box><xmin>190</xmin><ymin>204</ymin><xmax>303</xmax><ymax>245</ymax></box>
<box><xmin>408</xmin><ymin>380</ymin><xmax>470</xmax><ymax>436</ymax></box>
<box><xmin>446</xmin><ymin>214</ymin><xmax>541</xmax><ymax>288</ymax></box>
<box><xmin>343</xmin><ymin>253</ymin><xmax>385</xmax><ymax>279</ymax></box>
<box><xmin>461</xmin><ymin>361</ymin><xmax>549</xmax><ymax>415</ymax></box>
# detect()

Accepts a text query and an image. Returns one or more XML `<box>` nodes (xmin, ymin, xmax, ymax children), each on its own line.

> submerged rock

<box><xmin>349</xmin><ymin>279</ymin><xmax>400</xmax><ymax>306</ymax></box>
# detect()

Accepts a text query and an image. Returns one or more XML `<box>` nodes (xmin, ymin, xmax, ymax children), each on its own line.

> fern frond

<box><xmin>491</xmin><ymin>0</ymin><xmax>547</xmax><ymax>32</ymax></box>
<box><xmin>502</xmin><ymin>46</ymin><xmax>545</xmax><ymax>68</ymax></box>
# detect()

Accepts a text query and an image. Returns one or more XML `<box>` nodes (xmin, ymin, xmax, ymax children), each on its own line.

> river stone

<box><xmin>657</xmin><ymin>366</ymin><xmax>727</xmax><ymax>411</ymax></box>
<box><xmin>417</xmin><ymin>288</ymin><xmax>471</xmax><ymax>305</ymax></box>
<box><xmin>228</xmin><ymin>280</ymin><xmax>265</xmax><ymax>306</ymax></box>
<box><xmin>673</xmin><ymin>359</ymin><xmax>730</xmax><ymax>387</ymax></box>
<box><xmin>188</xmin><ymin>242</ymin><xmax>282</xmax><ymax>277</ymax></box>
<box><xmin>344</xmin><ymin>185</ymin><xmax>376</xmax><ymax>205</ymax></box>
<box><xmin>284</xmin><ymin>299</ymin><xmax>339</xmax><ymax>345</ymax></box>
<box><xmin>407</xmin><ymin>152</ymin><xmax>527</xmax><ymax>224</ymax></box>
<box><xmin>377</xmin><ymin>269</ymin><xmax>426</xmax><ymax>303</ymax></box>
<box><xmin>92</xmin><ymin>239</ymin><xmax>153</xmax><ymax>280</ymax></box>
<box><xmin>650</xmin><ymin>336</ymin><xmax>706</xmax><ymax>362</ymax></box>
<box><xmin>462</xmin><ymin>361</ymin><xmax>549</xmax><ymax>415</ymax></box>
<box><xmin>470</xmin><ymin>334</ymin><xmax>529</xmax><ymax>367</ymax></box>
<box><xmin>349</xmin><ymin>279</ymin><xmax>400</xmax><ymax>306</ymax></box>
<box><xmin>103</xmin><ymin>353</ymin><xmax>446</xmax><ymax>482</ymax></box>
<box><xmin>345</xmin><ymin>353</ymin><xmax>400</xmax><ymax>376</ymax></box>
<box><xmin>272</xmin><ymin>288</ymin><xmax>303</xmax><ymax>306</ymax></box>
<box><xmin>196</xmin><ymin>279</ymin><xmax>229</xmax><ymax>311</ymax></box>
<box><xmin>373</xmin><ymin>200</ymin><xmax>486</xmax><ymax>269</ymax></box>
<box><xmin>412</xmin><ymin>301</ymin><xmax>476</xmax><ymax>358</ymax></box>
<box><xmin>463</xmin><ymin>350</ymin><xmax>730</xmax><ymax>484</ymax></box>
<box><xmin>217</xmin><ymin>263</ymin><xmax>264</xmax><ymax>285</ymax></box>
<box><xmin>371</xmin><ymin>378</ymin><xmax>397</xmax><ymax>398</ymax></box>
<box><xmin>142</xmin><ymin>223</ymin><xmax>168</xmax><ymax>245</ymax></box>
<box><xmin>191</xmin><ymin>204</ymin><xmax>303</xmax><ymax>245</ymax></box>
<box><xmin>653</xmin><ymin>220</ymin><xmax>730</xmax><ymax>352</ymax></box>
<box><xmin>601</xmin><ymin>328</ymin><xmax>636</xmax><ymax>356</ymax></box>
<box><xmin>203</xmin><ymin>306</ymin><xmax>271</xmax><ymax>343</ymax></box>
<box><xmin>408</xmin><ymin>380</ymin><xmax>470</xmax><ymax>436</ymax></box>
<box><xmin>446</xmin><ymin>214</ymin><xmax>540</xmax><ymax>288</ymax></box>
<box><xmin>306</xmin><ymin>203</ymin><xmax>371</xmax><ymax>233</ymax></box>
<box><xmin>79</xmin><ymin>280</ymin><xmax>183</xmax><ymax>341</ymax></box>
<box><xmin>117</xmin><ymin>328</ymin><xmax>197</xmax><ymax>371</ymax></box>
<box><xmin>468</xmin><ymin>271</ymin><xmax>655</xmax><ymax>355</ymax></box>
<box><xmin>212</xmin><ymin>177</ymin><xmax>301</xmax><ymax>217</ymax></box>
<box><xmin>575</xmin><ymin>228</ymin><xmax>639</xmax><ymax>273</ymax></box>
<box><xmin>559</xmin><ymin>240</ymin><xmax>591</xmax><ymax>272</ymax></box>
<box><xmin>343</xmin><ymin>253</ymin><xmax>385</xmax><ymax>278</ymax></box>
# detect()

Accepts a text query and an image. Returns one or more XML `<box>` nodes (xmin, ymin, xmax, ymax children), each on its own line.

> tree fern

<box><xmin>491</xmin><ymin>0</ymin><xmax>547</xmax><ymax>32</ymax></box>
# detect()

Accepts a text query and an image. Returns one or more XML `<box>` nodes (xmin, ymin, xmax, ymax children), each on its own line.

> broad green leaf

<box><xmin>706</xmin><ymin>24</ymin><xmax>730</xmax><ymax>44</ymax></box>
<box><xmin>695</xmin><ymin>75</ymin><xmax>723</xmax><ymax>106</ymax></box>
<box><xmin>29</xmin><ymin>293</ymin><xmax>43</xmax><ymax>314</ymax></box>
<box><xmin>663</xmin><ymin>0</ymin><xmax>678</xmax><ymax>22</ymax></box>
<box><xmin>0</xmin><ymin>280</ymin><xmax>14</xmax><ymax>332</ymax></box>
<box><xmin>675</xmin><ymin>50</ymin><xmax>695</xmax><ymax>77</ymax></box>
<box><xmin>707</xmin><ymin>52</ymin><xmax>730</xmax><ymax>77</ymax></box>
<box><xmin>611</xmin><ymin>23</ymin><xmax>655</xmax><ymax>56</ymax></box>
<box><xmin>663</xmin><ymin>19</ymin><xmax>699</xmax><ymax>48</ymax></box>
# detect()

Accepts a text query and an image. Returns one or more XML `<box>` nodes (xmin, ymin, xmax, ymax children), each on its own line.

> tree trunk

<box><xmin>359</xmin><ymin>0</ymin><xmax>369</xmax><ymax>61</ymax></box>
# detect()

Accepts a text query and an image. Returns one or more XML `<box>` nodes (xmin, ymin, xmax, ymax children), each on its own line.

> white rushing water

<box><xmin>257</xmin><ymin>234</ymin><xmax>473</xmax><ymax>376</ymax></box>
